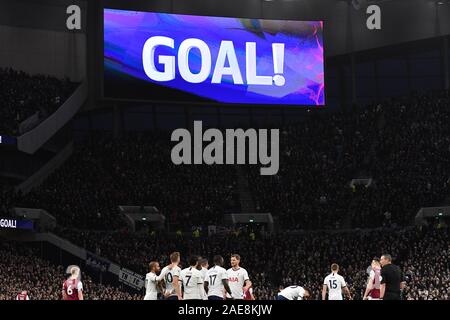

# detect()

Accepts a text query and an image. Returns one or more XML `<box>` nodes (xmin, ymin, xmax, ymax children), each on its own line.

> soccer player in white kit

<box><xmin>277</xmin><ymin>286</ymin><xmax>310</xmax><ymax>300</ymax></box>
<box><xmin>160</xmin><ymin>252</ymin><xmax>182</xmax><ymax>300</ymax></box>
<box><xmin>144</xmin><ymin>261</ymin><xmax>170</xmax><ymax>300</ymax></box>
<box><xmin>226</xmin><ymin>254</ymin><xmax>252</xmax><ymax>300</ymax></box>
<box><xmin>322</xmin><ymin>263</ymin><xmax>352</xmax><ymax>300</ymax></box>
<box><xmin>204</xmin><ymin>255</ymin><xmax>232</xmax><ymax>300</ymax></box>
<box><xmin>180</xmin><ymin>255</ymin><xmax>204</xmax><ymax>300</ymax></box>
<box><xmin>199</xmin><ymin>257</ymin><xmax>209</xmax><ymax>300</ymax></box>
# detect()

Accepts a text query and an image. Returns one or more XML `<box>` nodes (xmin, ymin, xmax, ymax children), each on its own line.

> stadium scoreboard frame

<box><xmin>94</xmin><ymin>4</ymin><xmax>327</xmax><ymax>110</ymax></box>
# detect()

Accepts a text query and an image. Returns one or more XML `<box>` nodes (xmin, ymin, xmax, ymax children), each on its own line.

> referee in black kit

<box><xmin>379</xmin><ymin>254</ymin><xmax>406</xmax><ymax>300</ymax></box>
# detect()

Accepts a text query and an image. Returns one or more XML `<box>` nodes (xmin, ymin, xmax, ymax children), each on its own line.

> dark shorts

<box><xmin>383</xmin><ymin>293</ymin><xmax>401</xmax><ymax>300</ymax></box>
<box><xmin>277</xmin><ymin>295</ymin><xmax>289</xmax><ymax>300</ymax></box>
<box><xmin>208</xmin><ymin>296</ymin><xmax>224</xmax><ymax>300</ymax></box>
<box><xmin>166</xmin><ymin>296</ymin><xmax>179</xmax><ymax>300</ymax></box>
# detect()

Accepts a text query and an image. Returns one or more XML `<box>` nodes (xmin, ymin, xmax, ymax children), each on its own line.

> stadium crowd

<box><xmin>0</xmin><ymin>241</ymin><xmax>140</xmax><ymax>300</ymax></box>
<box><xmin>1</xmin><ymin>89</ymin><xmax>449</xmax><ymax>300</ymax></box>
<box><xmin>58</xmin><ymin>225</ymin><xmax>448</xmax><ymax>300</ymax></box>
<box><xmin>249</xmin><ymin>90</ymin><xmax>450</xmax><ymax>229</ymax></box>
<box><xmin>0</xmin><ymin>68</ymin><xmax>76</xmax><ymax>136</ymax></box>
<box><xmin>15</xmin><ymin>132</ymin><xmax>239</xmax><ymax>229</ymax></box>
<box><xmin>0</xmin><ymin>180</ymin><xmax>14</xmax><ymax>218</ymax></box>
<box><xmin>10</xmin><ymin>91</ymin><xmax>449</xmax><ymax>231</ymax></box>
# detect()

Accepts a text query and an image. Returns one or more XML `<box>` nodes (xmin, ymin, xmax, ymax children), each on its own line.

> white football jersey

<box><xmin>200</xmin><ymin>267</ymin><xmax>209</xmax><ymax>300</ymax></box>
<box><xmin>201</xmin><ymin>267</ymin><xmax>208</xmax><ymax>283</ymax></box>
<box><xmin>278</xmin><ymin>286</ymin><xmax>306</xmax><ymax>300</ymax></box>
<box><xmin>205</xmin><ymin>265</ymin><xmax>228</xmax><ymax>298</ymax></box>
<box><xmin>323</xmin><ymin>273</ymin><xmax>347</xmax><ymax>300</ymax></box>
<box><xmin>180</xmin><ymin>267</ymin><xmax>204</xmax><ymax>300</ymax></box>
<box><xmin>227</xmin><ymin>267</ymin><xmax>250</xmax><ymax>299</ymax></box>
<box><xmin>161</xmin><ymin>265</ymin><xmax>181</xmax><ymax>297</ymax></box>
<box><xmin>144</xmin><ymin>270</ymin><xmax>167</xmax><ymax>300</ymax></box>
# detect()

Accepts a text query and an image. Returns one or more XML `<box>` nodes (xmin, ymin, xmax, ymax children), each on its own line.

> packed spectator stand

<box><xmin>249</xmin><ymin>90</ymin><xmax>450</xmax><ymax>229</ymax></box>
<box><xmin>15</xmin><ymin>132</ymin><xmax>239</xmax><ymax>229</ymax></box>
<box><xmin>1</xmin><ymin>226</ymin><xmax>447</xmax><ymax>300</ymax></box>
<box><xmin>12</xmin><ymin>90</ymin><xmax>450</xmax><ymax>230</ymax></box>
<box><xmin>0</xmin><ymin>241</ymin><xmax>140</xmax><ymax>300</ymax></box>
<box><xmin>0</xmin><ymin>68</ymin><xmax>77</xmax><ymax>136</ymax></box>
<box><xmin>1</xmin><ymin>89</ymin><xmax>449</xmax><ymax>300</ymax></box>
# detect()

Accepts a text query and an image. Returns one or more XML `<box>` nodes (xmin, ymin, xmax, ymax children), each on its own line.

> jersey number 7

<box><xmin>185</xmin><ymin>275</ymin><xmax>191</xmax><ymax>286</ymax></box>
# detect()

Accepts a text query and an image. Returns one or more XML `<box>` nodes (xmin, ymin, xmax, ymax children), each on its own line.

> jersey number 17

<box><xmin>209</xmin><ymin>275</ymin><xmax>217</xmax><ymax>286</ymax></box>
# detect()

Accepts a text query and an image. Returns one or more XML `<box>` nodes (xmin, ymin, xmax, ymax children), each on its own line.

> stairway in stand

<box><xmin>235</xmin><ymin>166</ymin><xmax>256</xmax><ymax>213</ymax></box>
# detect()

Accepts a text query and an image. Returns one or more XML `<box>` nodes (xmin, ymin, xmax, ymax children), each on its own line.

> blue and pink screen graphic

<box><xmin>104</xmin><ymin>9</ymin><xmax>325</xmax><ymax>106</ymax></box>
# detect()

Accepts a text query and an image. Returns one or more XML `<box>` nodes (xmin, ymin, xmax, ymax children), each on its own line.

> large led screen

<box><xmin>104</xmin><ymin>9</ymin><xmax>325</xmax><ymax>106</ymax></box>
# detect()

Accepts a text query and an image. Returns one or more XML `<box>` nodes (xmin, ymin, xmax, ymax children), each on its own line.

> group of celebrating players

<box><xmin>143</xmin><ymin>252</ymin><xmax>254</xmax><ymax>301</ymax></box>
<box><xmin>141</xmin><ymin>252</ymin><xmax>391</xmax><ymax>301</ymax></box>
<box><xmin>51</xmin><ymin>252</ymin><xmax>399</xmax><ymax>301</ymax></box>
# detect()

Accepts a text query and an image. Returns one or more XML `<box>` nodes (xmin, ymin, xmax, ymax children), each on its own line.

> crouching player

<box><xmin>277</xmin><ymin>286</ymin><xmax>310</xmax><ymax>300</ymax></box>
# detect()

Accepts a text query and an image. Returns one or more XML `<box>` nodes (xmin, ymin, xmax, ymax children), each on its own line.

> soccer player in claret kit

<box><xmin>62</xmin><ymin>266</ymin><xmax>83</xmax><ymax>300</ymax></box>
<box><xmin>16</xmin><ymin>290</ymin><xmax>30</xmax><ymax>300</ymax></box>
<box><xmin>363</xmin><ymin>258</ymin><xmax>383</xmax><ymax>300</ymax></box>
<box><xmin>226</xmin><ymin>254</ymin><xmax>252</xmax><ymax>300</ymax></box>
<box><xmin>243</xmin><ymin>287</ymin><xmax>255</xmax><ymax>300</ymax></box>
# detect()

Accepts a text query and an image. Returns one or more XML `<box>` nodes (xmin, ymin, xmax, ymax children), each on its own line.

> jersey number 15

<box><xmin>329</xmin><ymin>280</ymin><xmax>338</xmax><ymax>289</ymax></box>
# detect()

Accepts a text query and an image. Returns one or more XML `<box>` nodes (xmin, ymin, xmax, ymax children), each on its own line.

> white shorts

<box><xmin>368</xmin><ymin>296</ymin><xmax>380</xmax><ymax>300</ymax></box>
<box><xmin>328</xmin><ymin>296</ymin><xmax>343</xmax><ymax>300</ymax></box>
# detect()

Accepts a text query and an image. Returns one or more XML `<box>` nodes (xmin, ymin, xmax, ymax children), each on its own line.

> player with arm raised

<box><xmin>363</xmin><ymin>258</ymin><xmax>382</xmax><ymax>300</ymax></box>
<box><xmin>277</xmin><ymin>286</ymin><xmax>311</xmax><ymax>300</ymax></box>
<box><xmin>322</xmin><ymin>263</ymin><xmax>351</xmax><ymax>300</ymax></box>
<box><xmin>160</xmin><ymin>252</ymin><xmax>182</xmax><ymax>300</ymax></box>
<box><xmin>180</xmin><ymin>255</ymin><xmax>204</xmax><ymax>300</ymax></box>
<box><xmin>226</xmin><ymin>254</ymin><xmax>252</xmax><ymax>300</ymax></box>
<box><xmin>204</xmin><ymin>255</ymin><xmax>232</xmax><ymax>300</ymax></box>
<box><xmin>62</xmin><ymin>266</ymin><xmax>83</xmax><ymax>300</ymax></box>
<box><xmin>144</xmin><ymin>261</ymin><xmax>170</xmax><ymax>300</ymax></box>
